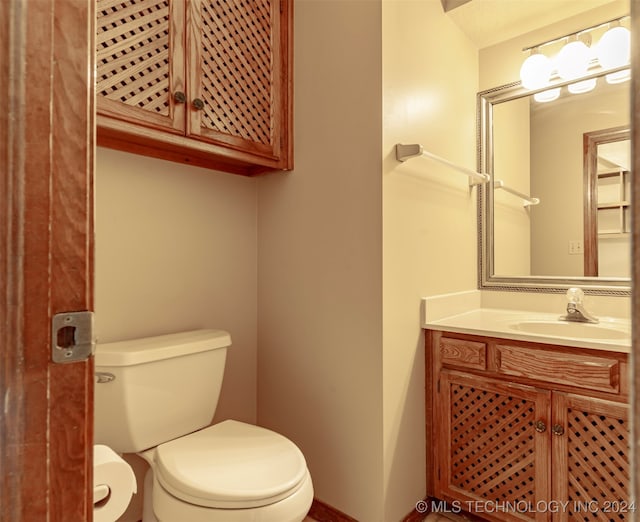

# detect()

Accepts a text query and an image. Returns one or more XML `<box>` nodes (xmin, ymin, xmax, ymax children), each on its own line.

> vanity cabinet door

<box><xmin>550</xmin><ymin>393</ymin><xmax>630</xmax><ymax>521</ymax></box>
<box><xmin>96</xmin><ymin>0</ymin><xmax>186</xmax><ymax>134</ymax></box>
<box><xmin>435</xmin><ymin>370</ymin><xmax>551</xmax><ymax>522</ymax></box>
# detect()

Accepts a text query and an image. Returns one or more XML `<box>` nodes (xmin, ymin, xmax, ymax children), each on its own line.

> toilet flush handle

<box><xmin>95</xmin><ymin>372</ymin><xmax>115</xmax><ymax>384</ymax></box>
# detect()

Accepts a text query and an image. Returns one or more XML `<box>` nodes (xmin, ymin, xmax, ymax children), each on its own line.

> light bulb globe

<box><xmin>533</xmin><ymin>87</ymin><xmax>560</xmax><ymax>103</ymax></box>
<box><xmin>606</xmin><ymin>69</ymin><xmax>631</xmax><ymax>84</ymax></box>
<box><xmin>519</xmin><ymin>53</ymin><xmax>552</xmax><ymax>89</ymax></box>
<box><xmin>568</xmin><ymin>78</ymin><xmax>597</xmax><ymax>94</ymax></box>
<box><xmin>556</xmin><ymin>40</ymin><xmax>591</xmax><ymax>80</ymax></box>
<box><xmin>597</xmin><ymin>26</ymin><xmax>630</xmax><ymax>69</ymax></box>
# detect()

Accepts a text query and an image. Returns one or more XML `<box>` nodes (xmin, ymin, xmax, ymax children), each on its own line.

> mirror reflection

<box><xmin>491</xmin><ymin>79</ymin><xmax>629</xmax><ymax>278</ymax></box>
<box><xmin>584</xmin><ymin>126</ymin><xmax>630</xmax><ymax>278</ymax></box>
<box><xmin>478</xmin><ymin>4</ymin><xmax>631</xmax><ymax>293</ymax></box>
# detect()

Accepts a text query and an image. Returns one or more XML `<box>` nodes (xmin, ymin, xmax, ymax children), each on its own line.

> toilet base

<box><xmin>143</xmin><ymin>468</ymin><xmax>313</xmax><ymax>522</ymax></box>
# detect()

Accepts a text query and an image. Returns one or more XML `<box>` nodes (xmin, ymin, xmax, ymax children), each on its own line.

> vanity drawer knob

<box><xmin>552</xmin><ymin>424</ymin><xmax>565</xmax><ymax>436</ymax></box>
<box><xmin>534</xmin><ymin>420</ymin><xmax>547</xmax><ymax>433</ymax></box>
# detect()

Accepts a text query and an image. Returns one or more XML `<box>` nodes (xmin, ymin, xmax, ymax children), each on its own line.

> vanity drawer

<box><xmin>494</xmin><ymin>344</ymin><xmax>619</xmax><ymax>393</ymax></box>
<box><xmin>440</xmin><ymin>337</ymin><xmax>487</xmax><ymax>370</ymax></box>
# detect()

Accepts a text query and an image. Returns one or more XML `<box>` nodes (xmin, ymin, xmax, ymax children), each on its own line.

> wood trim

<box><xmin>49</xmin><ymin>1</ymin><xmax>95</xmax><ymax>519</ymax></box>
<box><xmin>583</xmin><ymin>130</ymin><xmax>598</xmax><ymax>276</ymax></box>
<box><xmin>632</xmin><ymin>0</ymin><xmax>640</xmax><ymax>512</ymax></box>
<box><xmin>402</xmin><ymin>496</ymin><xmax>430</xmax><ymax>521</ymax></box>
<box><xmin>440</xmin><ymin>337</ymin><xmax>487</xmax><ymax>370</ymax></box>
<box><xmin>308</xmin><ymin>497</ymin><xmax>433</xmax><ymax>522</ymax></box>
<box><xmin>0</xmin><ymin>1</ymin><xmax>94</xmax><ymax>521</ymax></box>
<box><xmin>307</xmin><ymin>498</ymin><xmax>359</xmax><ymax>522</ymax></box>
<box><xmin>494</xmin><ymin>343</ymin><xmax>619</xmax><ymax>393</ymax></box>
<box><xmin>432</xmin><ymin>331</ymin><xmax>629</xmax><ymax>401</ymax></box>
<box><xmin>425</xmin><ymin>330</ymin><xmax>436</xmax><ymax>496</ymax></box>
<box><xmin>583</xmin><ymin>126</ymin><xmax>630</xmax><ymax>276</ymax></box>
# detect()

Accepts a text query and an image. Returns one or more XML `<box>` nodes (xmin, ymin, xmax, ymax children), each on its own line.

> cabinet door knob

<box><xmin>534</xmin><ymin>420</ymin><xmax>547</xmax><ymax>433</ymax></box>
<box><xmin>173</xmin><ymin>91</ymin><xmax>186</xmax><ymax>104</ymax></box>
<box><xmin>192</xmin><ymin>98</ymin><xmax>205</xmax><ymax>110</ymax></box>
<box><xmin>552</xmin><ymin>424</ymin><xmax>565</xmax><ymax>436</ymax></box>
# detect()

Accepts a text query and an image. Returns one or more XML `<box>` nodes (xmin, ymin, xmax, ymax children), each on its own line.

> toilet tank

<box><xmin>94</xmin><ymin>329</ymin><xmax>231</xmax><ymax>453</ymax></box>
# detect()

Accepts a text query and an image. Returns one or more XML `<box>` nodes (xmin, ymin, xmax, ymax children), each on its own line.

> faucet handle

<box><xmin>566</xmin><ymin>287</ymin><xmax>584</xmax><ymax>304</ymax></box>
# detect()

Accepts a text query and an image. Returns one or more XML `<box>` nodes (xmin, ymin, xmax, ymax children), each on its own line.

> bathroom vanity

<box><xmin>424</xmin><ymin>318</ymin><xmax>630</xmax><ymax>522</ymax></box>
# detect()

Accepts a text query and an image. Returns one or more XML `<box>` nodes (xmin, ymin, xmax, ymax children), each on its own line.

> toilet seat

<box><xmin>154</xmin><ymin>420</ymin><xmax>308</xmax><ymax>509</ymax></box>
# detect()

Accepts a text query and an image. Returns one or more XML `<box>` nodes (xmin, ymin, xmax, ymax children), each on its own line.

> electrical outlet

<box><xmin>568</xmin><ymin>240</ymin><xmax>584</xmax><ymax>255</ymax></box>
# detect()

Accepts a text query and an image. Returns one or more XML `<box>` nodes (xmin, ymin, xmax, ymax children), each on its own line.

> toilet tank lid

<box><xmin>95</xmin><ymin>329</ymin><xmax>231</xmax><ymax>367</ymax></box>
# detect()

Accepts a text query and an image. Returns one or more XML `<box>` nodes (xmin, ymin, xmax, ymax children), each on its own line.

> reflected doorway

<box><xmin>583</xmin><ymin>126</ymin><xmax>631</xmax><ymax>277</ymax></box>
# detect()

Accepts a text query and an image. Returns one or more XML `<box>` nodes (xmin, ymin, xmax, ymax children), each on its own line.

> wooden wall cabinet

<box><xmin>96</xmin><ymin>0</ymin><xmax>292</xmax><ymax>175</ymax></box>
<box><xmin>426</xmin><ymin>331</ymin><xmax>630</xmax><ymax>522</ymax></box>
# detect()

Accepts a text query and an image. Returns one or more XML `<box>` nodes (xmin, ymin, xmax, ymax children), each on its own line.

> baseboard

<box><xmin>307</xmin><ymin>499</ymin><xmax>359</xmax><ymax>522</ymax></box>
<box><xmin>402</xmin><ymin>497</ymin><xmax>430</xmax><ymax>521</ymax></box>
<box><xmin>308</xmin><ymin>497</ymin><xmax>431</xmax><ymax>522</ymax></box>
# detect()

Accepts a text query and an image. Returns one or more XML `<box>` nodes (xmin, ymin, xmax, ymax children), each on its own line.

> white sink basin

<box><xmin>509</xmin><ymin>320</ymin><xmax>630</xmax><ymax>341</ymax></box>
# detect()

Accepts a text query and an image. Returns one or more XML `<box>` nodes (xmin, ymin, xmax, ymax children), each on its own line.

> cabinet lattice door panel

<box><xmin>96</xmin><ymin>0</ymin><xmax>292</xmax><ymax>174</ymax></box>
<box><xmin>96</xmin><ymin>0</ymin><xmax>186</xmax><ymax>132</ymax></box>
<box><xmin>552</xmin><ymin>394</ymin><xmax>630</xmax><ymax>522</ymax></box>
<box><xmin>188</xmin><ymin>0</ymin><xmax>283</xmax><ymax>157</ymax></box>
<box><xmin>436</xmin><ymin>371</ymin><xmax>551</xmax><ymax>522</ymax></box>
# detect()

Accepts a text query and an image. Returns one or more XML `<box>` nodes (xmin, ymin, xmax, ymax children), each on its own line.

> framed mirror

<box><xmin>478</xmin><ymin>69</ymin><xmax>630</xmax><ymax>294</ymax></box>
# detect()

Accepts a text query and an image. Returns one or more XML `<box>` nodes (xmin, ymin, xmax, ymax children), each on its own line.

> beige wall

<box><xmin>492</xmin><ymin>97</ymin><xmax>532</xmax><ymax>276</ymax></box>
<box><xmin>256</xmin><ymin>1</ymin><xmax>384</xmax><ymax>520</ymax></box>
<box><xmin>382</xmin><ymin>1</ymin><xmax>479</xmax><ymax>520</ymax></box>
<box><xmin>95</xmin><ymin>148</ymin><xmax>258</xmax><ymax>425</ymax></box>
<box><xmin>256</xmin><ymin>1</ymin><xmax>480</xmax><ymax>519</ymax></box>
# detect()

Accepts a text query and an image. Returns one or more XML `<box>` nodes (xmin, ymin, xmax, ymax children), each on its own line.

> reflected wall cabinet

<box><xmin>96</xmin><ymin>0</ymin><xmax>292</xmax><ymax>175</ymax></box>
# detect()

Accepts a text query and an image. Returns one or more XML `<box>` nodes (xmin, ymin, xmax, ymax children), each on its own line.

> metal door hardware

<box><xmin>51</xmin><ymin>311</ymin><xmax>95</xmax><ymax>363</ymax></box>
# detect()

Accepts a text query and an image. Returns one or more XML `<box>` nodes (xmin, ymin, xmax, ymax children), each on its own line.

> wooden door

<box><xmin>551</xmin><ymin>393</ymin><xmax>630</xmax><ymax>522</ymax></box>
<box><xmin>96</xmin><ymin>0</ymin><xmax>186</xmax><ymax>134</ymax></box>
<box><xmin>435</xmin><ymin>370</ymin><xmax>551</xmax><ymax>522</ymax></box>
<box><xmin>0</xmin><ymin>1</ymin><xmax>95</xmax><ymax>521</ymax></box>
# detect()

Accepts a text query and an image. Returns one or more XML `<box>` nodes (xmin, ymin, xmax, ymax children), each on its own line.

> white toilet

<box><xmin>94</xmin><ymin>329</ymin><xmax>313</xmax><ymax>522</ymax></box>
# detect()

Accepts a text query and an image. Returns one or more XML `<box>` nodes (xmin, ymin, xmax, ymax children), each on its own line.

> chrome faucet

<box><xmin>561</xmin><ymin>287</ymin><xmax>599</xmax><ymax>324</ymax></box>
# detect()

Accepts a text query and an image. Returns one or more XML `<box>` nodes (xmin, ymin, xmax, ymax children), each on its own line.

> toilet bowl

<box><xmin>94</xmin><ymin>330</ymin><xmax>313</xmax><ymax>522</ymax></box>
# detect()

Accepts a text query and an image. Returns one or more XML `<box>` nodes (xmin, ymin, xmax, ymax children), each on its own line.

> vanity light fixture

<box><xmin>519</xmin><ymin>50</ymin><xmax>552</xmax><ymax>90</ymax></box>
<box><xmin>533</xmin><ymin>88</ymin><xmax>560</xmax><ymax>103</ymax></box>
<box><xmin>568</xmin><ymin>78</ymin><xmax>597</xmax><ymax>94</ymax></box>
<box><xmin>555</xmin><ymin>36</ymin><xmax>592</xmax><ymax>81</ymax></box>
<box><xmin>519</xmin><ymin>15</ymin><xmax>630</xmax><ymax>98</ymax></box>
<box><xmin>596</xmin><ymin>23</ymin><xmax>631</xmax><ymax>84</ymax></box>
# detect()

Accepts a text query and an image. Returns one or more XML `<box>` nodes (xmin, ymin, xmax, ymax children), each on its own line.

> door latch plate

<box><xmin>52</xmin><ymin>311</ymin><xmax>95</xmax><ymax>363</ymax></box>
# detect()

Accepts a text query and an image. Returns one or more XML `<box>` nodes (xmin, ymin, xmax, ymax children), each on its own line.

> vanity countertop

<box><xmin>423</xmin><ymin>307</ymin><xmax>631</xmax><ymax>353</ymax></box>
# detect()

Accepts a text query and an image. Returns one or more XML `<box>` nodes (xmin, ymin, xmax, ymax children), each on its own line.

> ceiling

<box><xmin>444</xmin><ymin>0</ymin><xmax>618</xmax><ymax>48</ymax></box>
